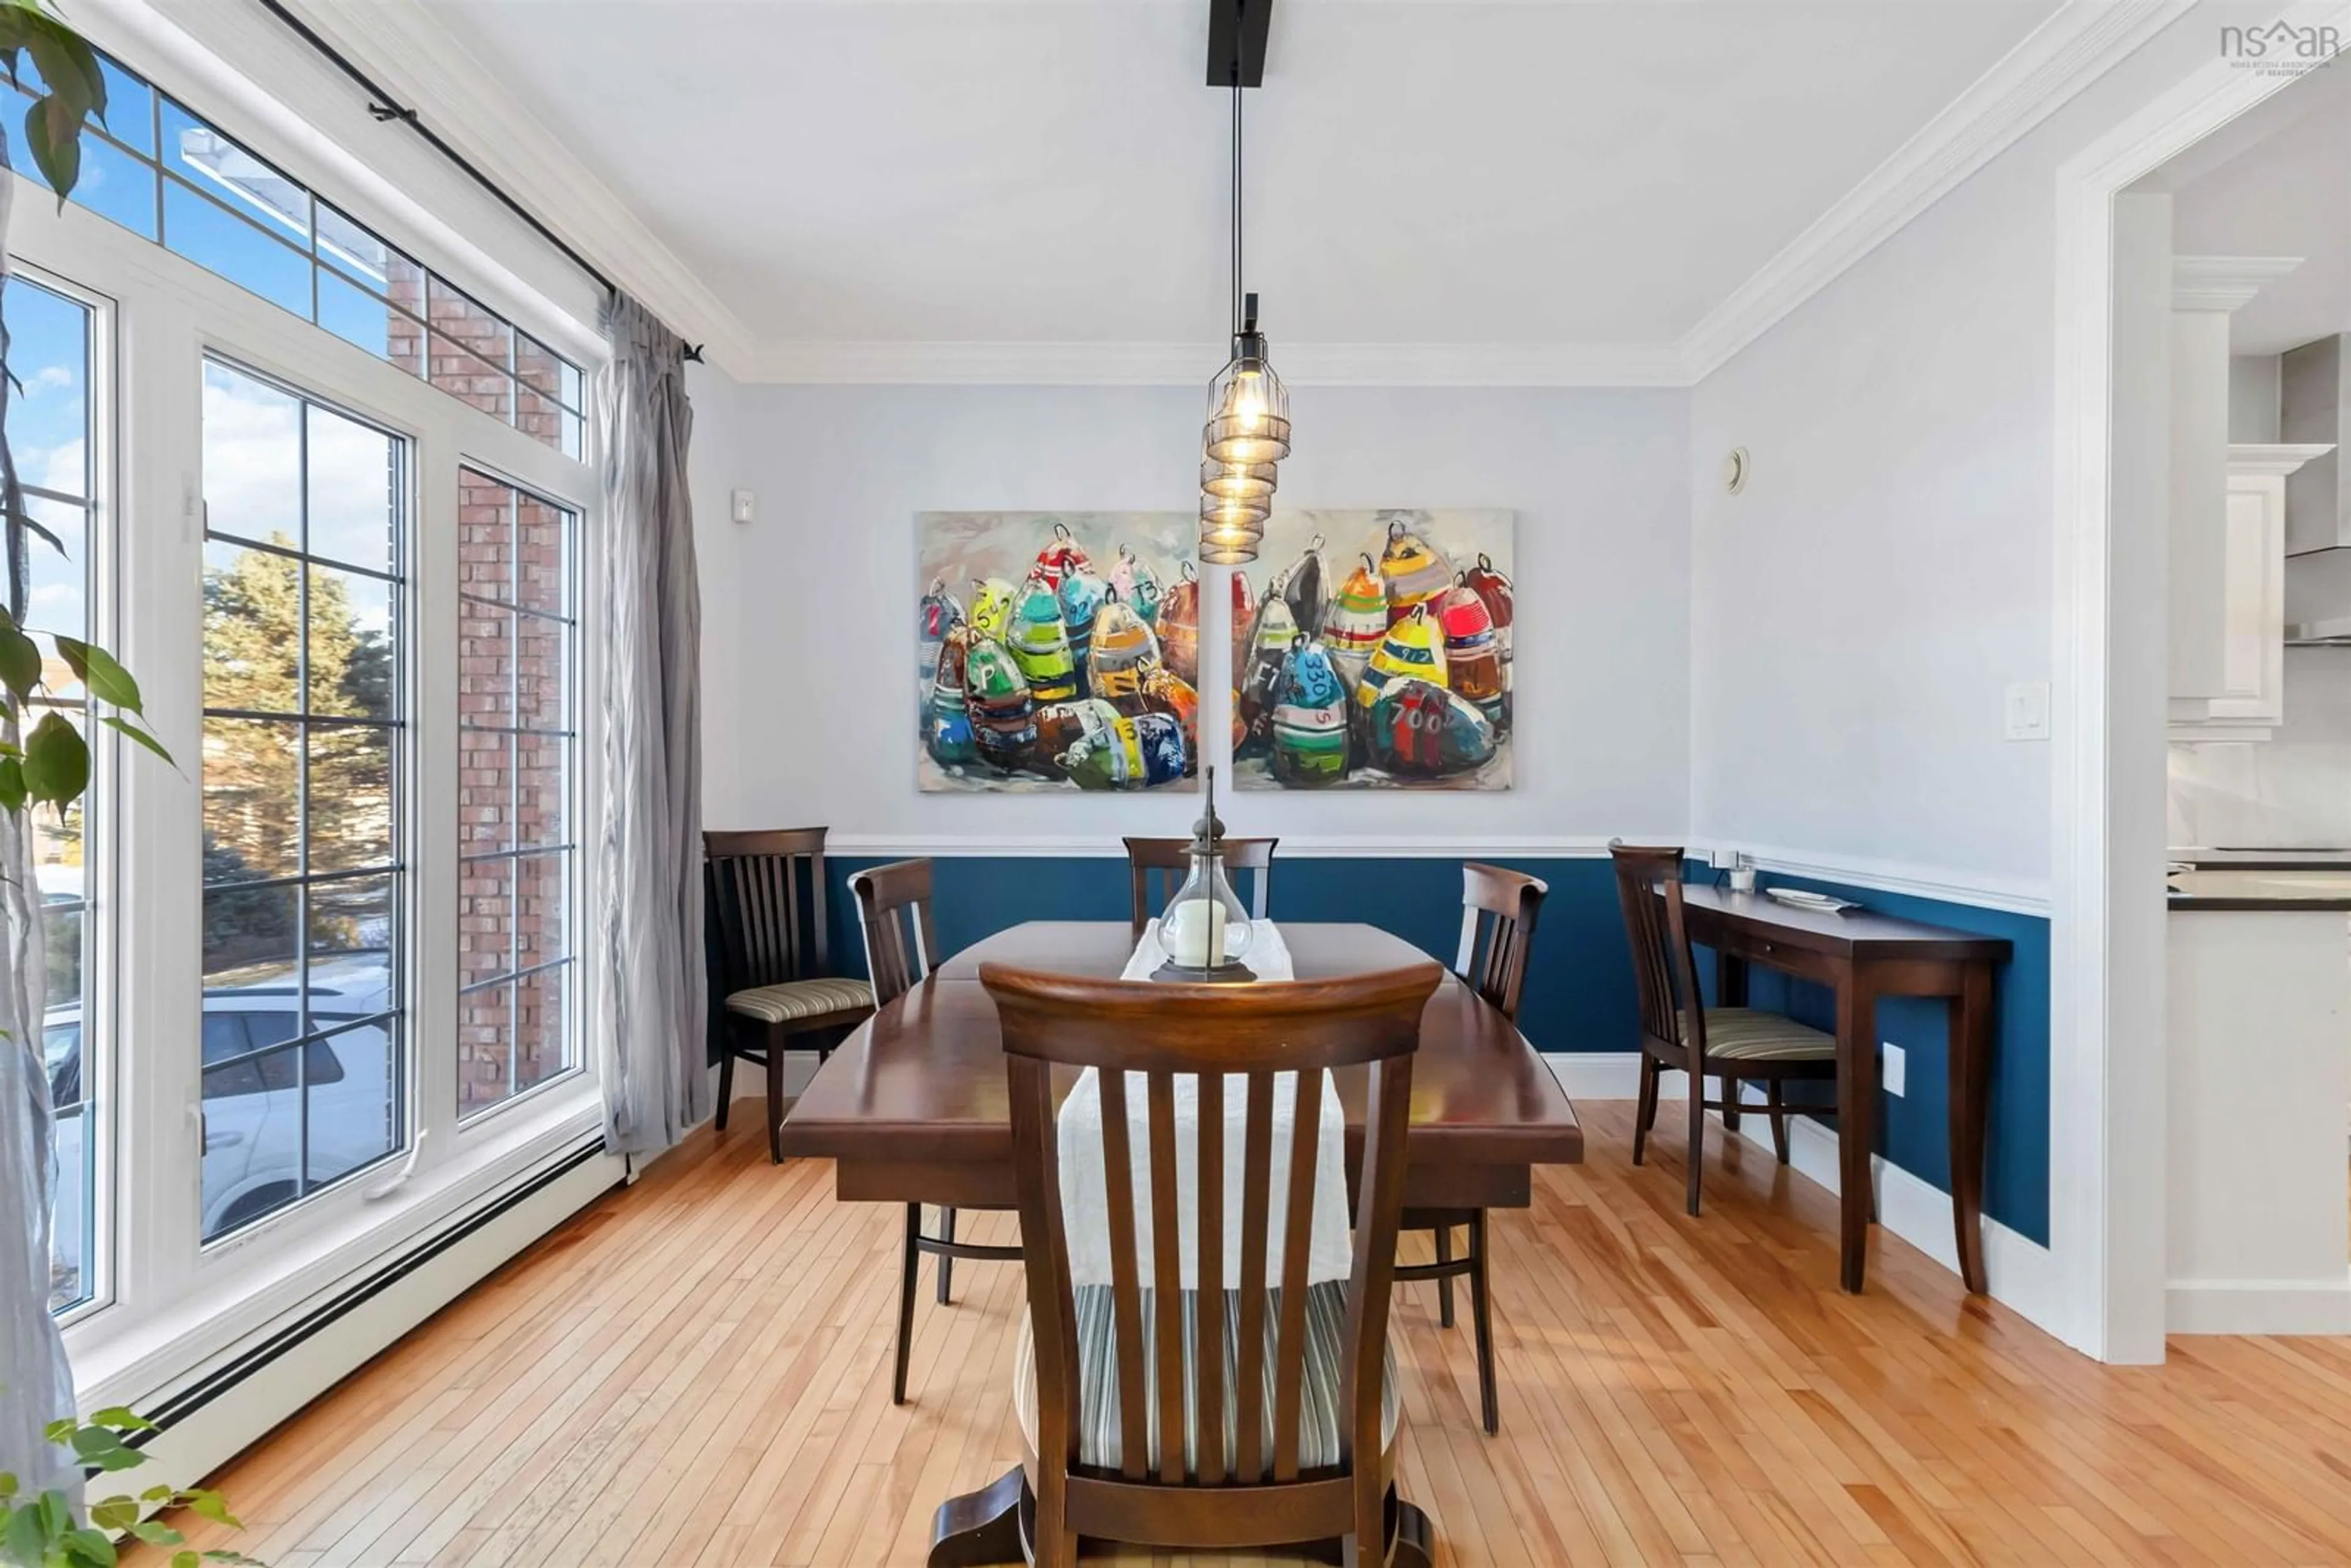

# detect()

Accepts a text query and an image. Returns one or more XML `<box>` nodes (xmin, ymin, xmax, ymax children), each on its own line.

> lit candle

<box><xmin>1162</xmin><ymin>900</ymin><xmax>1228</xmax><ymax>969</ymax></box>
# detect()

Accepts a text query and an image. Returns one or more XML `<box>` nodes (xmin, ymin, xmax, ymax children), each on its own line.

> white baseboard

<box><xmin>710</xmin><ymin>1052</ymin><xmax>821</xmax><ymax>1105</ymax></box>
<box><xmin>2167</xmin><ymin>1276</ymin><xmax>2351</xmax><ymax>1335</ymax></box>
<box><xmin>1542</xmin><ymin>1051</ymin><xmax>1643</xmax><ymax>1100</ymax></box>
<box><xmin>1543</xmin><ymin>1052</ymin><xmax>2064</xmax><ymax>1335</ymax></box>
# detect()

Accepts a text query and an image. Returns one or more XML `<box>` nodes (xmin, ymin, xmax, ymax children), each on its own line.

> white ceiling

<box><xmin>2159</xmin><ymin>61</ymin><xmax>2351</xmax><ymax>358</ymax></box>
<box><xmin>418</xmin><ymin>0</ymin><xmax>2061</xmax><ymax>362</ymax></box>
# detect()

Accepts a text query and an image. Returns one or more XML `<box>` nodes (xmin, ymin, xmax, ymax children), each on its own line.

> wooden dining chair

<box><xmin>705</xmin><ymin>828</ymin><xmax>875</xmax><ymax>1163</ymax></box>
<box><xmin>979</xmin><ymin>959</ymin><xmax>1443</xmax><ymax>1568</ymax></box>
<box><xmin>1123</xmin><ymin>835</ymin><xmax>1278</xmax><ymax>935</ymax></box>
<box><xmin>1395</xmin><ymin>861</ymin><xmax>1545</xmax><ymax>1436</ymax></box>
<box><xmin>849</xmin><ymin>858</ymin><xmax>1023</xmax><ymax>1406</ymax></box>
<box><xmin>1608</xmin><ymin>843</ymin><xmax>1839</xmax><ymax>1216</ymax></box>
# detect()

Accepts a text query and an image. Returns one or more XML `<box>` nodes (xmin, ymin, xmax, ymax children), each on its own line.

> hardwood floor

<box><xmin>130</xmin><ymin>1101</ymin><xmax>2351</xmax><ymax>1567</ymax></box>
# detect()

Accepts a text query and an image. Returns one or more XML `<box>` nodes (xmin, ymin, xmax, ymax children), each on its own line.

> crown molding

<box><xmin>1675</xmin><ymin>0</ymin><xmax>2195</xmax><ymax>382</ymax></box>
<box><xmin>261</xmin><ymin>0</ymin><xmax>757</xmax><ymax>378</ymax></box>
<box><xmin>740</xmin><ymin>338</ymin><xmax>1692</xmax><ymax>388</ymax></box>
<box><xmin>179</xmin><ymin>0</ymin><xmax>2183</xmax><ymax>392</ymax></box>
<box><xmin>2172</xmin><ymin>255</ymin><xmax>2304</xmax><ymax>312</ymax></box>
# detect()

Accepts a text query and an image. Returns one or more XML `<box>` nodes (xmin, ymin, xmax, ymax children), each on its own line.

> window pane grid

<box><xmin>6</xmin><ymin>56</ymin><xmax>586</xmax><ymax>454</ymax></box>
<box><xmin>458</xmin><ymin>468</ymin><xmax>575</xmax><ymax>1117</ymax></box>
<box><xmin>203</xmin><ymin>358</ymin><xmax>406</xmax><ymax>1242</ymax></box>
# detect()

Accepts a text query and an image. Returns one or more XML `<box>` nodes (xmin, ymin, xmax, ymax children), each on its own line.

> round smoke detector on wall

<box><xmin>1723</xmin><ymin>447</ymin><xmax>1750</xmax><ymax>495</ymax></box>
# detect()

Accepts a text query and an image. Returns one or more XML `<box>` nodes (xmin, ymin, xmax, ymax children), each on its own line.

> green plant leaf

<box><xmin>0</xmin><ymin>621</ymin><xmax>42</xmax><ymax>705</ymax></box>
<box><xmin>70</xmin><ymin>1425</ymin><xmax>127</xmax><ymax>1460</ymax></box>
<box><xmin>4</xmin><ymin>1500</ymin><xmax>47</xmax><ymax>1563</ymax></box>
<box><xmin>0</xmin><ymin>753</ymin><xmax>29</xmax><ymax>812</ymax></box>
<box><xmin>96</xmin><ymin>714</ymin><xmax>173</xmax><ymax>768</ymax></box>
<box><xmin>127</xmin><ymin>1521</ymin><xmax>181</xmax><ymax>1547</ymax></box>
<box><xmin>0</xmin><ymin>1470</ymin><xmax>15</xmax><ymax>1504</ymax></box>
<box><xmin>138</xmin><ymin>1486</ymin><xmax>174</xmax><ymax>1504</ymax></box>
<box><xmin>85</xmin><ymin>1408</ymin><xmax>156</xmax><ymax>1434</ymax></box>
<box><xmin>6</xmin><ymin>504</ymin><xmax>66</xmax><ymax>559</ymax></box>
<box><xmin>52</xmin><ymin>636</ymin><xmax>142</xmax><ymax>713</ymax></box>
<box><xmin>181</xmin><ymin>1490</ymin><xmax>239</xmax><ymax>1530</ymax></box>
<box><xmin>41</xmin><ymin>1419</ymin><xmax>75</xmax><ymax>1445</ymax></box>
<box><xmin>61</xmin><ymin>1526</ymin><xmax>116</xmax><ymax>1566</ymax></box>
<box><xmin>21</xmin><ymin>89</ymin><xmax>77</xmax><ymax>204</ymax></box>
<box><xmin>21</xmin><ymin>709</ymin><xmax>86</xmax><ymax>809</ymax></box>
<box><xmin>171</xmin><ymin>1552</ymin><xmax>200</xmax><ymax>1568</ymax></box>
<box><xmin>86</xmin><ymin>1498</ymin><xmax>137</xmax><ymax>1532</ymax></box>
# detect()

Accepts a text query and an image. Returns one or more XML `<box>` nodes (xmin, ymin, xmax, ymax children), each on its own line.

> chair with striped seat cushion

<box><xmin>705</xmin><ymin>828</ymin><xmax>876</xmax><ymax>1163</ymax></box>
<box><xmin>1013</xmin><ymin>1283</ymin><xmax>1401</xmax><ymax>1474</ymax></box>
<box><xmin>1611</xmin><ymin>844</ymin><xmax>1843</xmax><ymax>1216</ymax></box>
<box><xmin>723</xmin><ymin>976</ymin><xmax>875</xmax><ymax>1024</ymax></box>
<box><xmin>1682</xmin><ymin>1008</ymin><xmax>1837</xmax><ymax>1062</ymax></box>
<box><xmin>977</xmin><ymin>960</ymin><xmax>1442</xmax><ymax>1568</ymax></box>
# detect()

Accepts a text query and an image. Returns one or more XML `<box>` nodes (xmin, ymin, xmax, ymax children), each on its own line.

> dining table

<box><xmin>779</xmin><ymin>918</ymin><xmax>1584</xmax><ymax>1567</ymax></box>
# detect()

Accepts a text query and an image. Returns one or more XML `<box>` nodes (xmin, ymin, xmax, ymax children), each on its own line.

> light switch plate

<box><xmin>2004</xmin><ymin>681</ymin><xmax>2050</xmax><ymax>741</ymax></box>
<box><xmin>730</xmin><ymin>488</ymin><xmax>755</xmax><ymax>525</ymax></box>
<box><xmin>1882</xmin><ymin>1041</ymin><xmax>1906</xmax><ymax>1097</ymax></box>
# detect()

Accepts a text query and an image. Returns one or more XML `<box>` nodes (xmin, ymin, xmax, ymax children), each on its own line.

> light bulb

<box><xmin>1231</xmin><ymin>368</ymin><xmax>1266</xmax><ymax>431</ymax></box>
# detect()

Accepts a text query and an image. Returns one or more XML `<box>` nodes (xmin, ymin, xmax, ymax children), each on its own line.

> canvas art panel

<box><xmin>917</xmin><ymin>511</ymin><xmax>1202</xmax><ymax>793</ymax></box>
<box><xmin>1233</xmin><ymin>509</ymin><xmax>1515</xmax><ymax>792</ymax></box>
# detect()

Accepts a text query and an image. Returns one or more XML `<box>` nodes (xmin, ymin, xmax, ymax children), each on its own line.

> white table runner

<box><xmin>1057</xmin><ymin>921</ymin><xmax>1352</xmax><ymax>1290</ymax></box>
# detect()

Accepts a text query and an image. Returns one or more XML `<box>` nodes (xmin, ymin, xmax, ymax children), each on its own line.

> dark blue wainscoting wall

<box><xmin>816</xmin><ymin>855</ymin><xmax>2051</xmax><ymax>1245</ymax></box>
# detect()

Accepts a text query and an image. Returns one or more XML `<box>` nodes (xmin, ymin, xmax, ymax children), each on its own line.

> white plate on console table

<box><xmin>1763</xmin><ymin>886</ymin><xmax>1859</xmax><ymax>914</ymax></box>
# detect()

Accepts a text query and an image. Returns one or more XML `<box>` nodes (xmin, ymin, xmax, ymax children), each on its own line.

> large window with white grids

<box><xmin>15</xmin><ymin>19</ymin><xmax>606</xmax><ymax>1412</ymax></box>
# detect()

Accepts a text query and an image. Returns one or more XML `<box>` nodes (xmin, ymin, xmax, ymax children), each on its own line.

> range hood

<box><xmin>2282</xmin><ymin>336</ymin><xmax>2351</xmax><ymax>644</ymax></box>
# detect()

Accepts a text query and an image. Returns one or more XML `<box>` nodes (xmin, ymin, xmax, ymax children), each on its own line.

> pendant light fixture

<box><xmin>1198</xmin><ymin>0</ymin><xmax>1286</xmax><ymax>566</ymax></box>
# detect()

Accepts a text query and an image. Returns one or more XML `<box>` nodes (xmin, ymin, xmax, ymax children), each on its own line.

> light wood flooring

<box><xmin>130</xmin><ymin>1101</ymin><xmax>2351</xmax><ymax>1567</ymax></box>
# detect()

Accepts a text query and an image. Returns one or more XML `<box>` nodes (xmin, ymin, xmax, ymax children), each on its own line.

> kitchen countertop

<box><xmin>2168</xmin><ymin>866</ymin><xmax>2351</xmax><ymax>911</ymax></box>
<box><xmin>2170</xmin><ymin>848</ymin><xmax>2351</xmax><ymax>869</ymax></box>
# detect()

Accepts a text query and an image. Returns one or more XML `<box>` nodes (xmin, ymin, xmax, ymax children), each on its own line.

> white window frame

<box><xmin>24</xmin><ymin>257</ymin><xmax>125</xmax><ymax>1331</ymax></box>
<box><xmin>12</xmin><ymin>179</ymin><xmax>612</xmax><ymax>1411</ymax></box>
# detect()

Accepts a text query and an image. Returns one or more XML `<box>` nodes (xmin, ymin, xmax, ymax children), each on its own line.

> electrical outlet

<box><xmin>1881</xmin><ymin>1041</ymin><xmax>1906</xmax><ymax>1097</ymax></box>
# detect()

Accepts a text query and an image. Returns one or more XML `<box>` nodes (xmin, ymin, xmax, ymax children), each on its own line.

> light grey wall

<box><xmin>686</xmin><ymin>358</ymin><xmax>748</xmax><ymax>827</ymax></box>
<box><xmin>2230</xmin><ymin>354</ymin><xmax>2282</xmax><ymax>443</ymax></box>
<box><xmin>713</xmin><ymin>383</ymin><xmax>1692</xmax><ymax>846</ymax></box>
<box><xmin>1684</xmin><ymin>10</ymin><xmax>2259</xmax><ymax>898</ymax></box>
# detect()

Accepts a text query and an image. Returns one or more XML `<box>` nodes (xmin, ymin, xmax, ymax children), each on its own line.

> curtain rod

<box><xmin>250</xmin><ymin>0</ymin><xmax>707</xmax><ymax>364</ymax></box>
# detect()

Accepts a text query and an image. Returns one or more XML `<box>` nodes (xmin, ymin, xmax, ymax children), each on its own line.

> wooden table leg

<box><xmin>1834</xmin><ymin>979</ymin><xmax>1878</xmax><ymax>1292</ymax></box>
<box><xmin>1716</xmin><ymin>948</ymin><xmax>1750</xmax><ymax>1007</ymax></box>
<box><xmin>928</xmin><ymin>1465</ymin><xmax>1026</xmax><ymax>1567</ymax></box>
<box><xmin>1715</xmin><ymin>950</ymin><xmax>1750</xmax><ymax>1134</ymax></box>
<box><xmin>1948</xmin><ymin>962</ymin><xmax>1995</xmax><ymax>1295</ymax></box>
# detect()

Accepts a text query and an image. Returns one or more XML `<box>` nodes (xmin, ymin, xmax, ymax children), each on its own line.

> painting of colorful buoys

<box><xmin>1233</xmin><ymin>509</ymin><xmax>1514</xmax><ymax>792</ymax></box>
<box><xmin>917</xmin><ymin>512</ymin><xmax>1199</xmax><ymax>793</ymax></box>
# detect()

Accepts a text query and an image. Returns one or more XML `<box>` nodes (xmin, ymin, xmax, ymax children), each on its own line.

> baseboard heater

<box><xmin>130</xmin><ymin>1135</ymin><xmax>616</xmax><ymax>1447</ymax></box>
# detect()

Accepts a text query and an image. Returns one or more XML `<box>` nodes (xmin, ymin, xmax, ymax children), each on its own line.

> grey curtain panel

<box><xmin>0</xmin><ymin>157</ymin><xmax>76</xmax><ymax>1506</ymax></box>
<box><xmin>592</xmin><ymin>294</ymin><xmax>711</xmax><ymax>1156</ymax></box>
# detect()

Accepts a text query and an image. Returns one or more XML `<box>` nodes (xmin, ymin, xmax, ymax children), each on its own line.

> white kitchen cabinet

<box><xmin>2169</xmin><ymin>444</ymin><xmax>2331</xmax><ymax>739</ymax></box>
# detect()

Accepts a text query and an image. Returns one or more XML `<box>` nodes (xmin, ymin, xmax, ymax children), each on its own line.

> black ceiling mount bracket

<box><xmin>1206</xmin><ymin>0</ymin><xmax>1271</xmax><ymax>88</ymax></box>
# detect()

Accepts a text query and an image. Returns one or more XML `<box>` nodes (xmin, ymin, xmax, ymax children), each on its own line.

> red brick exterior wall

<box><xmin>456</xmin><ymin>468</ymin><xmax>572</xmax><ymax>1112</ymax></box>
<box><xmin>385</xmin><ymin>262</ymin><xmax>568</xmax><ymax>454</ymax></box>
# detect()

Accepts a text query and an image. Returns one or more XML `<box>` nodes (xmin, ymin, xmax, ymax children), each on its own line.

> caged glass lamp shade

<box><xmin>1196</xmin><ymin>503</ymin><xmax>1266</xmax><ymax>568</ymax></box>
<box><xmin>1202</xmin><ymin>341</ymin><xmax>1291</xmax><ymax>467</ymax></box>
<box><xmin>1152</xmin><ymin>767</ymin><xmax>1256</xmax><ymax>980</ymax></box>
<box><xmin>1200</xmin><ymin>456</ymin><xmax>1278</xmax><ymax>503</ymax></box>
